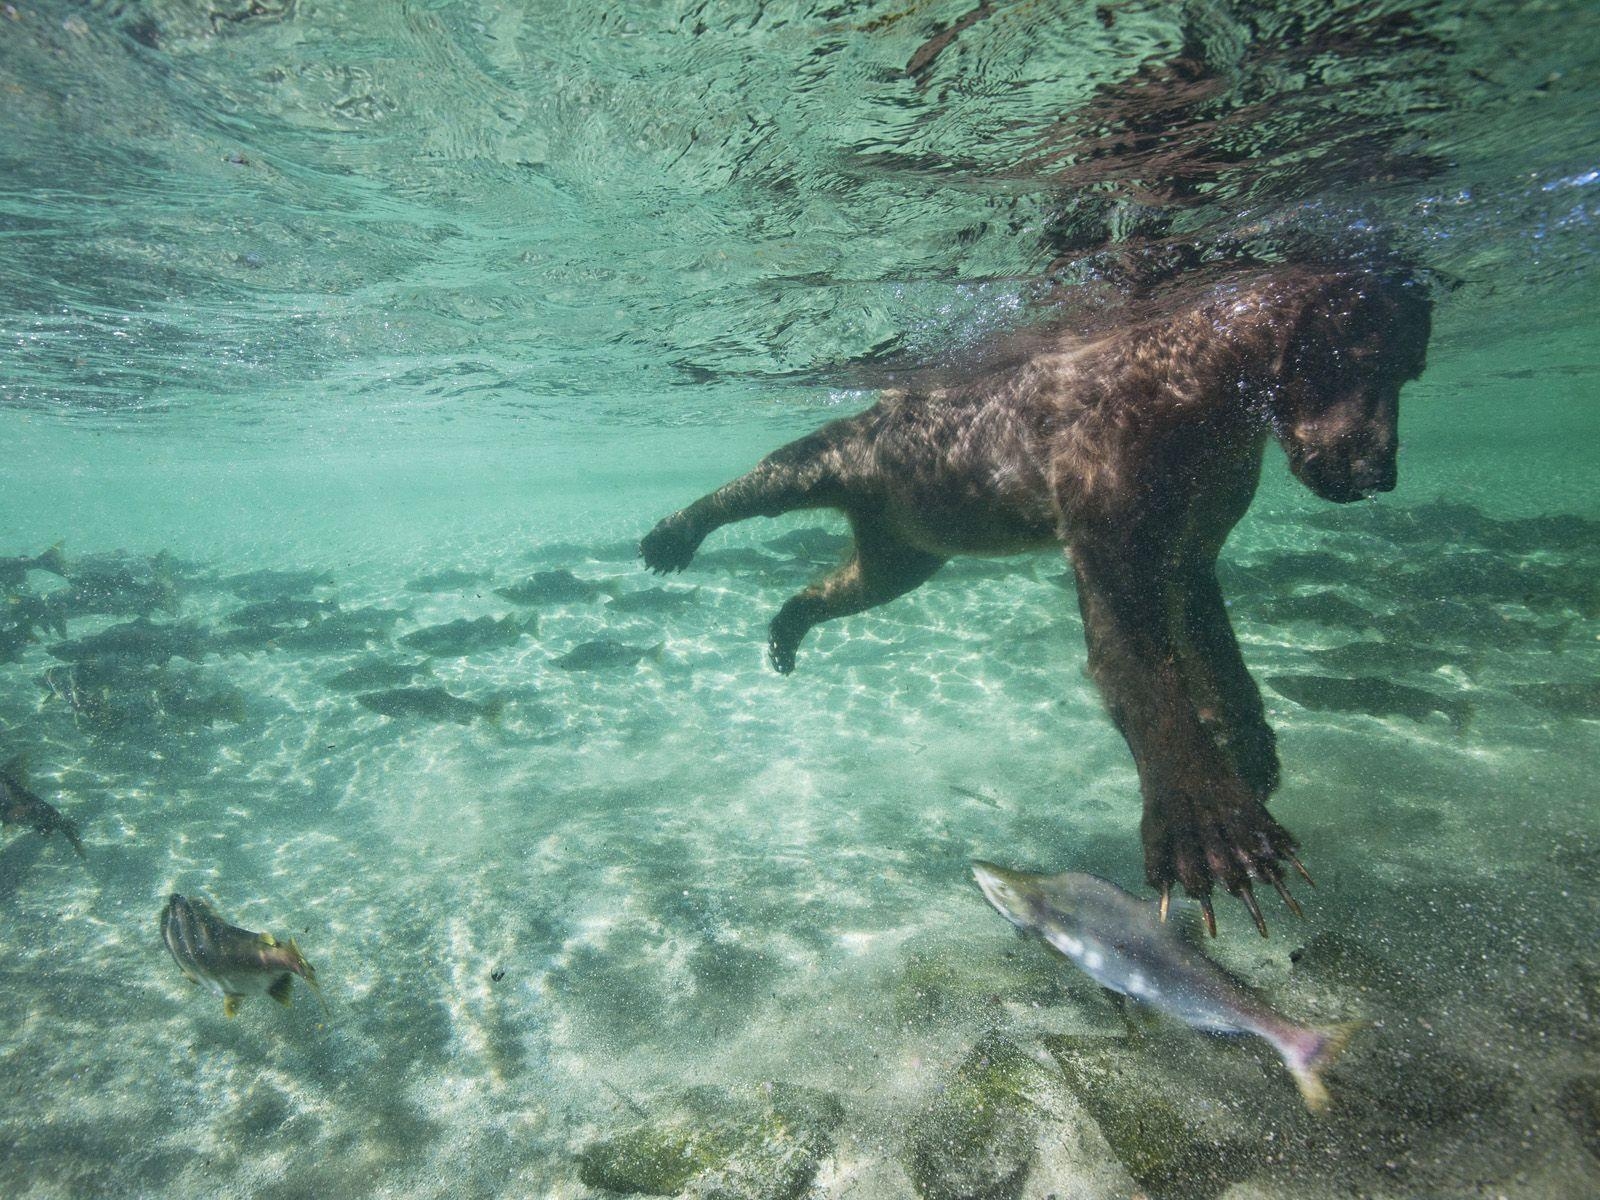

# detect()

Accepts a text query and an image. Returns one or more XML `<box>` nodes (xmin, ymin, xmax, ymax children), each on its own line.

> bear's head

<box><xmin>1264</xmin><ymin>274</ymin><xmax>1432</xmax><ymax>504</ymax></box>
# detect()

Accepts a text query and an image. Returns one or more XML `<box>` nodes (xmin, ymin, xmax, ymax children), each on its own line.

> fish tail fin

<box><xmin>35</xmin><ymin>543</ymin><xmax>68</xmax><ymax>578</ymax></box>
<box><xmin>63</xmin><ymin>822</ymin><xmax>86</xmax><ymax>860</ymax></box>
<box><xmin>482</xmin><ymin>697</ymin><xmax>507</xmax><ymax>726</ymax></box>
<box><xmin>646</xmin><ymin>641</ymin><xmax>666</xmax><ymax>662</ymax></box>
<box><xmin>289</xmin><ymin>941</ymin><xmax>332</xmax><ymax>1020</ymax></box>
<box><xmin>287</xmin><ymin>939</ymin><xmax>317</xmax><ymax>985</ymax></box>
<box><xmin>268</xmin><ymin>973</ymin><xmax>295</xmax><ymax>1006</ymax></box>
<box><xmin>1283</xmin><ymin>1021</ymin><xmax>1362</xmax><ymax>1113</ymax></box>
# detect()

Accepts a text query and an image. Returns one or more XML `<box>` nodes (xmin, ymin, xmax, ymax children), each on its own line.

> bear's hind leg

<box><xmin>768</xmin><ymin>516</ymin><xmax>945</xmax><ymax>673</ymax></box>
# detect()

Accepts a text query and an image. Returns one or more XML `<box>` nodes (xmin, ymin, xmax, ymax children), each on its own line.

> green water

<box><xmin>2</xmin><ymin>2</ymin><xmax>1597</xmax><ymax>1197</ymax></box>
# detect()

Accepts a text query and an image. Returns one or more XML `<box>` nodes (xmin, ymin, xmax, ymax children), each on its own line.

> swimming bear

<box><xmin>641</xmin><ymin>267</ymin><xmax>1432</xmax><ymax>935</ymax></box>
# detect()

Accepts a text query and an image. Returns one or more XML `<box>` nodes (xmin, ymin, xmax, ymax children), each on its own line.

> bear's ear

<box><xmin>1266</xmin><ymin>293</ymin><xmax>1317</xmax><ymax>381</ymax></box>
<box><xmin>1268</xmin><ymin>272</ymin><xmax>1364</xmax><ymax>382</ymax></box>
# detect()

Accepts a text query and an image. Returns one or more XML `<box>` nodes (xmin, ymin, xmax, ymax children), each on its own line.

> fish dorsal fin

<box><xmin>1</xmin><ymin>754</ymin><xmax>27</xmax><ymax>783</ymax></box>
<box><xmin>1164</xmin><ymin>904</ymin><xmax>1211</xmax><ymax>948</ymax></box>
<box><xmin>259</xmin><ymin>932</ymin><xmax>277</xmax><ymax>947</ymax></box>
<box><xmin>267</xmin><ymin>974</ymin><xmax>295</xmax><ymax>1006</ymax></box>
<box><xmin>1034</xmin><ymin>870</ymin><xmax>1130</xmax><ymax>905</ymax></box>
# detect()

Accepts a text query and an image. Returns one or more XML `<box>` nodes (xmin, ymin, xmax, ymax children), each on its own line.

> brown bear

<box><xmin>641</xmin><ymin>267</ymin><xmax>1432</xmax><ymax>936</ymax></box>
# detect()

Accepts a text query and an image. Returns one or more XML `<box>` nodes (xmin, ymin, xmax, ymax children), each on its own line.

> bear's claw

<box><xmin>1146</xmin><ymin>792</ymin><xmax>1304</xmax><ymax>937</ymax></box>
<box><xmin>767</xmin><ymin>625</ymin><xmax>799</xmax><ymax>674</ymax></box>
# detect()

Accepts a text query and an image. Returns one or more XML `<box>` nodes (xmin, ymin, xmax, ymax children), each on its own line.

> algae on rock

<box><xmin>892</xmin><ymin>937</ymin><xmax>1067</xmax><ymax>1026</ymax></box>
<box><xmin>1044</xmin><ymin>1035</ymin><xmax>1254</xmax><ymax>1200</ymax></box>
<box><xmin>901</xmin><ymin>1034</ymin><xmax>1052</xmax><ymax>1200</ymax></box>
<box><xmin>576</xmin><ymin>1081</ymin><xmax>843</xmax><ymax>1199</ymax></box>
<box><xmin>1558</xmin><ymin>1076</ymin><xmax>1600</xmax><ymax>1162</ymax></box>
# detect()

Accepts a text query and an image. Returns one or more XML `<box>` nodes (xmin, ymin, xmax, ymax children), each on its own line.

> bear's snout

<box><xmin>1289</xmin><ymin>440</ymin><xmax>1398</xmax><ymax>503</ymax></box>
<box><xmin>1347</xmin><ymin>452</ymin><xmax>1398</xmax><ymax>496</ymax></box>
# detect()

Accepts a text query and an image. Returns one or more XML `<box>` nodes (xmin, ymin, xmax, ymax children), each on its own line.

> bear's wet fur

<box><xmin>641</xmin><ymin>266</ymin><xmax>1432</xmax><ymax>934</ymax></box>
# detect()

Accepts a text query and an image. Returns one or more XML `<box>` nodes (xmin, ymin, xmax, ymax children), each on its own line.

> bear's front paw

<box><xmin>639</xmin><ymin>513</ymin><xmax>702</xmax><ymax>574</ymax></box>
<box><xmin>1220</xmin><ymin>724</ymin><xmax>1280</xmax><ymax>800</ymax></box>
<box><xmin>1142</xmin><ymin>788</ymin><xmax>1309</xmax><ymax>938</ymax></box>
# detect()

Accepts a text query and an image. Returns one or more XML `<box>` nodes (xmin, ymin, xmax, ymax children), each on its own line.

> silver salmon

<box><xmin>160</xmin><ymin>893</ymin><xmax>321</xmax><ymax>1018</ymax></box>
<box><xmin>973</xmin><ymin>861</ymin><xmax>1354</xmax><ymax>1111</ymax></box>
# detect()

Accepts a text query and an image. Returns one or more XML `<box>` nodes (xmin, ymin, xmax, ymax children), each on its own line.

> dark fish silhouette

<box><xmin>691</xmin><ymin>547</ymin><xmax>786</xmax><ymax>574</ymax></box>
<box><xmin>210</xmin><ymin>624</ymin><xmax>293</xmax><ymax>655</ymax></box>
<box><xmin>1306</xmin><ymin>499</ymin><xmax>1600</xmax><ymax>556</ymax></box>
<box><xmin>356</xmin><ymin>686</ymin><xmax>504</xmax><ymax>724</ymax></box>
<box><xmin>49</xmin><ymin>617</ymin><xmax>211</xmax><ymax>666</ymax></box>
<box><xmin>264</xmin><ymin>607</ymin><xmax>410</xmax><ymax>653</ymax></box>
<box><xmin>1396</xmin><ymin>554</ymin><xmax>1595</xmax><ymax>615</ymax></box>
<box><xmin>973</xmin><ymin>863</ymin><xmax>1351</xmax><ymax>1111</ymax></box>
<box><xmin>47</xmin><ymin>573</ymin><xmax>180</xmax><ymax>620</ymax></box>
<box><xmin>1237</xmin><ymin>550</ymin><xmax>1351</xmax><ymax>588</ymax></box>
<box><xmin>222</xmin><ymin>568</ymin><xmax>335</xmax><ymax>601</ymax></box>
<box><xmin>405</xmin><ymin>569</ymin><xmax>491</xmax><ymax>593</ymax></box>
<box><xmin>527</xmin><ymin>538</ymin><xmax>640</xmax><ymax>564</ymax></box>
<box><xmin>1267</xmin><ymin>674</ymin><xmax>1472</xmax><ymax>729</ymax></box>
<box><xmin>225</xmin><ymin>596</ymin><xmax>338</xmax><ymax>626</ymax></box>
<box><xmin>147</xmin><ymin>668</ymin><xmax>248</xmax><ymax>729</ymax></box>
<box><xmin>160</xmin><ymin>894</ymin><xmax>321</xmax><ymax>1018</ymax></box>
<box><xmin>0</xmin><ymin>543</ymin><xmax>68</xmax><ymax>590</ymax></box>
<box><xmin>0</xmin><ymin>756</ymin><xmax>85</xmax><ymax>859</ymax></box>
<box><xmin>1375</xmin><ymin>600</ymin><xmax>1570</xmax><ymax>650</ymax></box>
<box><xmin>1254</xmin><ymin>591</ymin><xmax>1373</xmax><ymax>629</ymax></box>
<box><xmin>53</xmin><ymin>550</ymin><xmax>182</xmax><ymax>619</ymax></box>
<box><xmin>5</xmin><ymin>592</ymin><xmax>67</xmax><ymax>638</ymax></box>
<box><xmin>1512</xmin><ymin>681</ymin><xmax>1600</xmax><ymax>720</ymax></box>
<box><xmin>552</xmin><ymin>639</ymin><xmax>664</xmax><ymax>671</ymax></box>
<box><xmin>0</xmin><ymin>625</ymin><xmax>31</xmax><ymax>664</ymax></box>
<box><xmin>320</xmin><ymin>658</ymin><xmax>433</xmax><ymax>692</ymax></box>
<box><xmin>493</xmin><ymin>570</ymin><xmax>605</xmax><ymax>605</ymax></box>
<box><xmin>764</xmin><ymin>527</ymin><xmax>852</xmax><ymax>560</ymax></box>
<box><xmin>41</xmin><ymin>662</ymin><xmax>245</xmax><ymax>734</ymax></box>
<box><xmin>1306</xmin><ymin>641</ymin><xmax>1468</xmax><ymax>676</ymax></box>
<box><xmin>606</xmin><ymin>586</ymin><xmax>701</xmax><ymax>615</ymax></box>
<box><xmin>400</xmin><ymin>614</ymin><xmax>532</xmax><ymax>656</ymax></box>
